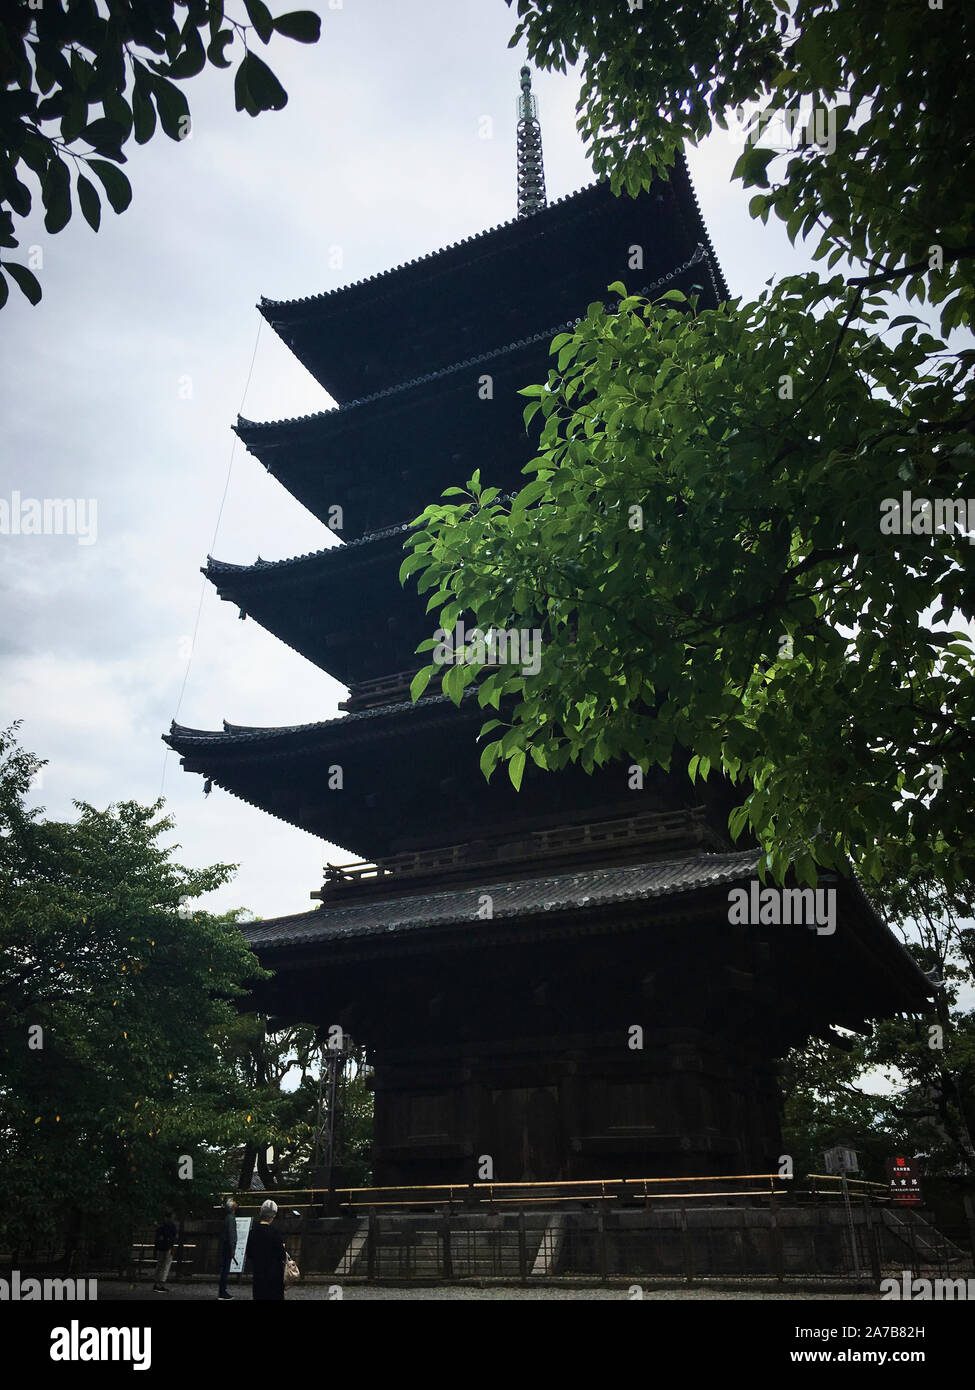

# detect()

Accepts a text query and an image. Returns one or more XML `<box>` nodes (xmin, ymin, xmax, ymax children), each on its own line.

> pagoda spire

<box><xmin>516</xmin><ymin>65</ymin><xmax>547</xmax><ymax>218</ymax></box>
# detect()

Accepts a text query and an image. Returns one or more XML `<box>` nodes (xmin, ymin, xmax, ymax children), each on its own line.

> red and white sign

<box><xmin>886</xmin><ymin>1156</ymin><xmax>922</xmax><ymax>1205</ymax></box>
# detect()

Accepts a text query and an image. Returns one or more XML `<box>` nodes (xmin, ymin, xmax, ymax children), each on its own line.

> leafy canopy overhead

<box><xmin>0</xmin><ymin>0</ymin><xmax>322</xmax><ymax>308</ymax></box>
<box><xmin>508</xmin><ymin>0</ymin><xmax>974</xmax><ymax>333</ymax></box>
<box><xmin>406</xmin><ymin>1</ymin><xmax>975</xmax><ymax>891</ymax></box>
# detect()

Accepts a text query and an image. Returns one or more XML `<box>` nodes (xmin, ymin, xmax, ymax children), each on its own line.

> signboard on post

<box><xmin>886</xmin><ymin>1156</ymin><xmax>922</xmax><ymax>1206</ymax></box>
<box><xmin>231</xmin><ymin>1216</ymin><xmax>252</xmax><ymax>1273</ymax></box>
<box><xmin>824</xmin><ymin>1146</ymin><xmax>859</xmax><ymax>1175</ymax></box>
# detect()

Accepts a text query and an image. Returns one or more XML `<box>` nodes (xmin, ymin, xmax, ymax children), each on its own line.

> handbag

<box><xmin>284</xmin><ymin>1252</ymin><xmax>300</xmax><ymax>1288</ymax></box>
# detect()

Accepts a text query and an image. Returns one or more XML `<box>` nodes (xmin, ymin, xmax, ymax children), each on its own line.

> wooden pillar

<box><xmin>680</xmin><ymin>1203</ymin><xmax>693</xmax><ymax>1284</ymax></box>
<box><xmin>441</xmin><ymin>1216</ymin><xmax>452</xmax><ymax>1280</ymax></box>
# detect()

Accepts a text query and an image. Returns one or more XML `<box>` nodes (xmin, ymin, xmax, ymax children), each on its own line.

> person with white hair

<box><xmin>245</xmin><ymin>1199</ymin><xmax>287</xmax><ymax>1300</ymax></box>
<box><xmin>217</xmin><ymin>1197</ymin><xmax>238</xmax><ymax>1301</ymax></box>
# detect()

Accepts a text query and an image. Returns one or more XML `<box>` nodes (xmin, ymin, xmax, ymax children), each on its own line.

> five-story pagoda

<box><xmin>165</xmin><ymin>69</ymin><xmax>931</xmax><ymax>1189</ymax></box>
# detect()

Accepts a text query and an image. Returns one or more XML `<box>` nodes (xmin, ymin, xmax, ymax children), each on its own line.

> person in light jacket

<box><xmin>245</xmin><ymin>1199</ymin><xmax>286</xmax><ymax>1301</ymax></box>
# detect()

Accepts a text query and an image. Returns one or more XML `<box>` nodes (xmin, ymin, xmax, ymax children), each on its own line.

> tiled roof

<box><xmin>165</xmin><ymin>693</ymin><xmax>453</xmax><ymax>749</ymax></box>
<box><xmin>260</xmin><ymin>169</ymin><xmax>729</xmax><ymax>317</ymax></box>
<box><xmin>235</xmin><ymin>318</ymin><xmax>575</xmax><ymax>436</ymax></box>
<box><xmin>242</xmin><ymin>850</ymin><xmax>761</xmax><ymax>949</ymax></box>
<box><xmin>204</xmin><ymin>523</ymin><xmax>410</xmax><ymax>579</ymax></box>
<box><xmin>259</xmin><ymin>182</ymin><xmax>604</xmax><ymax>315</ymax></box>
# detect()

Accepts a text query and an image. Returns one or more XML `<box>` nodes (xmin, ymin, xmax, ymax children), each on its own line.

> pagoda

<box><xmin>165</xmin><ymin>69</ymin><xmax>931</xmax><ymax>1189</ymax></box>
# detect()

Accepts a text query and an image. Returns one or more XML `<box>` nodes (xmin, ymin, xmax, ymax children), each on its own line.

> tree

<box><xmin>782</xmin><ymin>883</ymin><xmax>975</xmax><ymax>1179</ymax></box>
<box><xmin>0</xmin><ymin>724</ymin><xmax>276</xmax><ymax>1256</ymax></box>
<box><xmin>0</xmin><ymin>0</ymin><xmax>321</xmax><ymax>307</ymax></box>
<box><xmin>406</xmin><ymin>0</ymin><xmax>975</xmax><ymax>890</ymax></box>
<box><xmin>225</xmin><ymin>1024</ymin><xmax>373</xmax><ymax>1191</ymax></box>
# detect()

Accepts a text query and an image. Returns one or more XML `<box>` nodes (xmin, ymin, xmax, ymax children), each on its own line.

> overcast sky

<box><xmin>0</xmin><ymin>0</ymin><xmax>859</xmax><ymax>921</ymax></box>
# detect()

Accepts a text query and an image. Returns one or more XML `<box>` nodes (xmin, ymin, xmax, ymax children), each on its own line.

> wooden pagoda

<box><xmin>165</xmin><ymin>70</ymin><xmax>931</xmax><ymax>1189</ymax></box>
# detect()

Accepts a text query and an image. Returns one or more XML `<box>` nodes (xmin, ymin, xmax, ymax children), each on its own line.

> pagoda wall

<box><xmin>370</xmin><ymin>1027</ymin><xmax>782</xmax><ymax>1186</ymax></box>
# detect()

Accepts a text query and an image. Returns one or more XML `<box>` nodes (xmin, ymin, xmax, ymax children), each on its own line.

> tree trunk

<box><xmin>237</xmin><ymin>1144</ymin><xmax>257</xmax><ymax>1192</ymax></box>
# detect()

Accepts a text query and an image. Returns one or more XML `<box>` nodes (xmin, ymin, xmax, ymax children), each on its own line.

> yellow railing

<box><xmin>224</xmin><ymin>1172</ymin><xmax>814</xmax><ymax>1211</ymax></box>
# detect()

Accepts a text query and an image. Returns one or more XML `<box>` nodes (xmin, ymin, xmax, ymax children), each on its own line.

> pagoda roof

<box><xmin>241</xmin><ymin>852</ymin><xmax>933</xmax><ymax>1024</ymax></box>
<box><xmin>163</xmin><ymin>700</ymin><xmax>726</xmax><ymax>862</ymax></box>
<box><xmin>234</xmin><ymin>323</ymin><xmax>571</xmax><ymax>538</ymax></box>
<box><xmin>258</xmin><ymin>162</ymin><xmax>728</xmax><ymax>404</ymax></box>
<box><xmin>246</xmin><ymin>851</ymin><xmax>767</xmax><ymax>947</ymax></box>
<box><xmin>238</xmin><ymin>232</ymin><xmax>717</xmax><ymax>540</ymax></box>
<box><xmin>204</xmin><ymin>525</ymin><xmax>419</xmax><ymax>685</ymax></box>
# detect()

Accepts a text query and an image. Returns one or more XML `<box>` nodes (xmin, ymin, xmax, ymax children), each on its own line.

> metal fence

<box><xmin>6</xmin><ymin>1174</ymin><xmax>971</xmax><ymax>1285</ymax></box>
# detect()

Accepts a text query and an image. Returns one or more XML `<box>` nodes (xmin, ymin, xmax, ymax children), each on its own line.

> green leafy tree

<box><xmin>784</xmin><ymin>1000</ymin><xmax>975</xmax><ymax>1182</ymax></box>
<box><xmin>228</xmin><ymin>1016</ymin><xmax>321</xmax><ymax>1190</ymax></box>
<box><xmin>407</xmin><ymin>0</ymin><xmax>975</xmax><ymax>890</ymax></box>
<box><xmin>0</xmin><ymin>724</ymin><xmax>275</xmax><ymax>1256</ymax></box>
<box><xmin>783</xmin><ymin>881</ymin><xmax>975</xmax><ymax>1179</ymax></box>
<box><xmin>0</xmin><ymin>0</ymin><xmax>321</xmax><ymax>307</ymax></box>
<box><xmin>220</xmin><ymin>1024</ymin><xmax>373</xmax><ymax>1192</ymax></box>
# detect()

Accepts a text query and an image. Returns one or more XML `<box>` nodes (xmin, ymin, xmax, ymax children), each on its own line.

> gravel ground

<box><xmin>91</xmin><ymin>1278</ymin><xmax>882</xmax><ymax>1301</ymax></box>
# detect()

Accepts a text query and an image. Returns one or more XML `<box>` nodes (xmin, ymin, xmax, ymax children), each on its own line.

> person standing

<box><xmin>218</xmin><ymin>1197</ymin><xmax>238</xmax><ymax>1300</ymax></box>
<box><xmin>152</xmin><ymin>1210</ymin><xmax>178</xmax><ymax>1292</ymax></box>
<box><xmin>245</xmin><ymin>1199</ymin><xmax>286</xmax><ymax>1301</ymax></box>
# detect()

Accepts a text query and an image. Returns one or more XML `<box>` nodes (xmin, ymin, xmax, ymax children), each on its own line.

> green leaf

<box><xmin>207</xmin><ymin>30</ymin><xmax>236</xmax><ymax>68</ymax></box>
<box><xmin>88</xmin><ymin>160</ymin><xmax>132</xmax><ymax>214</ymax></box>
<box><xmin>76</xmin><ymin>175</ymin><xmax>101</xmax><ymax>232</ymax></box>
<box><xmin>245</xmin><ymin>0</ymin><xmax>275</xmax><ymax>42</ymax></box>
<box><xmin>82</xmin><ymin>118</ymin><xmax>127</xmax><ymax>156</ymax></box>
<box><xmin>132</xmin><ymin>83</ymin><xmax>157</xmax><ymax>143</ymax></box>
<box><xmin>41</xmin><ymin>158</ymin><xmax>71</xmax><ymax>234</ymax></box>
<box><xmin>0</xmin><ymin>271</ymin><xmax>7</xmax><ymax>309</ymax></box>
<box><xmin>151</xmin><ymin>75</ymin><xmax>191</xmax><ymax>139</ymax></box>
<box><xmin>511</xmin><ymin>477</ymin><xmax>550</xmax><ymax>511</ymax></box>
<box><xmin>234</xmin><ymin>56</ymin><xmax>258</xmax><ymax>114</ymax></box>
<box><xmin>4</xmin><ymin>262</ymin><xmax>42</xmax><ymax>306</ymax></box>
<box><xmin>508</xmin><ymin>749</ymin><xmax>527</xmax><ymax>792</ymax></box>
<box><xmin>398</xmin><ymin>551</ymin><xmax>429</xmax><ymax>584</ymax></box>
<box><xmin>479</xmin><ymin>739</ymin><xmax>502</xmax><ymax>782</ymax></box>
<box><xmin>242</xmin><ymin>51</ymin><xmax>288</xmax><ymax>111</ymax></box>
<box><xmin>272</xmin><ymin>11</ymin><xmax>322</xmax><ymax>42</ymax></box>
<box><xmin>733</xmin><ymin>145</ymin><xmax>778</xmax><ymax>189</ymax></box>
<box><xmin>409</xmin><ymin>666</ymin><xmax>434</xmax><ymax>702</ymax></box>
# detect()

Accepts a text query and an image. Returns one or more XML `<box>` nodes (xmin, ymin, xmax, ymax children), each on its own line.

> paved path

<box><xmin>93</xmin><ymin>1279</ymin><xmax>881</xmax><ymax>1301</ymax></box>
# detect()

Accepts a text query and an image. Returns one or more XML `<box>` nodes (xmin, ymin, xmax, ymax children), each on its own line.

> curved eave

<box><xmin>163</xmin><ymin>696</ymin><xmax>468</xmax><ymax>857</ymax></box>
<box><xmin>235</xmin><ymin>244</ymin><xmax>721</xmax><ymax>539</ymax></box>
<box><xmin>234</xmin><ymin>318</ymin><xmax>575</xmax><ymax>445</ymax></box>
<box><xmin>202</xmin><ymin>525</ymin><xmax>420</xmax><ymax>684</ymax></box>
<box><xmin>258</xmin><ymin>161</ymin><xmax>727</xmax><ymax>401</ymax></box>
<box><xmin>261</xmin><ymin>158</ymin><xmax>728</xmax><ymax>324</ymax></box>
<box><xmin>241</xmin><ymin>856</ymin><xmax>928</xmax><ymax>1026</ymax></box>
<box><xmin>260</xmin><ymin>180</ymin><xmax>605</xmax><ymax>318</ymax></box>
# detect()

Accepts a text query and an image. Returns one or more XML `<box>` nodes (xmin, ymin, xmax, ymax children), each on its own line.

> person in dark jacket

<box><xmin>245</xmin><ymin>1199</ymin><xmax>286</xmax><ymax>1301</ymax></box>
<box><xmin>218</xmin><ymin>1198</ymin><xmax>238</xmax><ymax>1300</ymax></box>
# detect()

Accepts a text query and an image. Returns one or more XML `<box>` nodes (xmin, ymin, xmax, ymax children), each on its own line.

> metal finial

<box><xmin>516</xmin><ymin>65</ymin><xmax>547</xmax><ymax>219</ymax></box>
